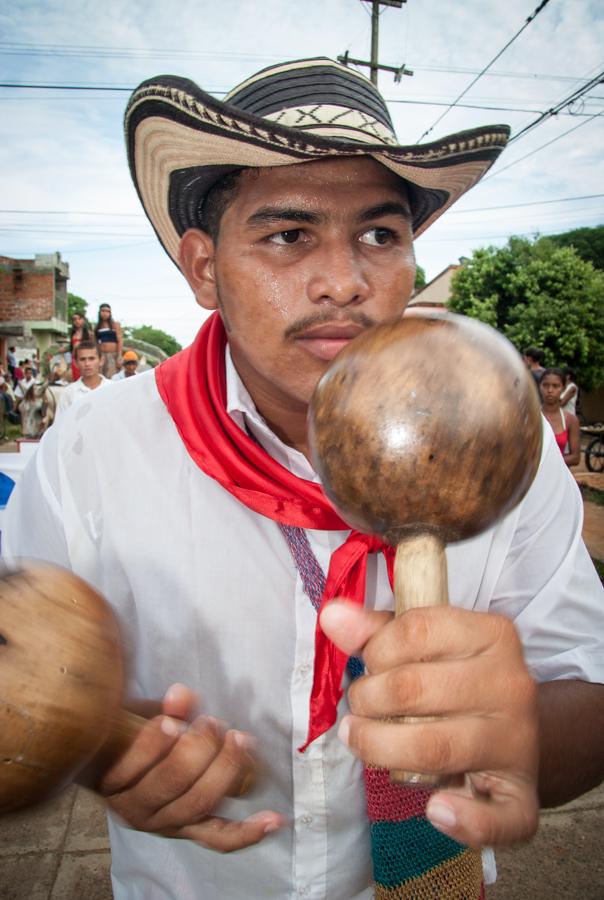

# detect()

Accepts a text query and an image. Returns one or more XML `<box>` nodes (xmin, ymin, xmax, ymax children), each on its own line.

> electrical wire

<box><xmin>480</xmin><ymin>112</ymin><xmax>603</xmax><ymax>184</ymax></box>
<box><xmin>416</xmin><ymin>0</ymin><xmax>552</xmax><ymax>143</ymax></box>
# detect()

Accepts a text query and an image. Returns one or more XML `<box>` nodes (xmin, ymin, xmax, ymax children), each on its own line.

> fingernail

<box><xmin>231</xmin><ymin>730</ymin><xmax>257</xmax><ymax>752</ymax></box>
<box><xmin>337</xmin><ymin>717</ymin><xmax>351</xmax><ymax>747</ymax></box>
<box><xmin>246</xmin><ymin>811</ymin><xmax>283</xmax><ymax>833</ymax></box>
<box><xmin>426</xmin><ymin>800</ymin><xmax>457</xmax><ymax>830</ymax></box>
<box><xmin>160</xmin><ymin>717</ymin><xmax>185</xmax><ymax>737</ymax></box>
<box><xmin>164</xmin><ymin>683</ymin><xmax>186</xmax><ymax>704</ymax></box>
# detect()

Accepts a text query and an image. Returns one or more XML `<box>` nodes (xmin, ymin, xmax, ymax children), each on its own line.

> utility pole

<box><xmin>338</xmin><ymin>0</ymin><xmax>413</xmax><ymax>86</ymax></box>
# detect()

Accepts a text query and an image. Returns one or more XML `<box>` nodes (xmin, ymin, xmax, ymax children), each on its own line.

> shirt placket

<box><xmin>290</xmin><ymin>565</ymin><xmax>329</xmax><ymax>899</ymax></box>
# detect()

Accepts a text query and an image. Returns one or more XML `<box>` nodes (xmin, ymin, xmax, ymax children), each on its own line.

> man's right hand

<box><xmin>98</xmin><ymin>684</ymin><xmax>286</xmax><ymax>852</ymax></box>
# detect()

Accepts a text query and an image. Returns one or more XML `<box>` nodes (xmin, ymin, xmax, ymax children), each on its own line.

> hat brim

<box><xmin>126</xmin><ymin>75</ymin><xmax>510</xmax><ymax>269</ymax></box>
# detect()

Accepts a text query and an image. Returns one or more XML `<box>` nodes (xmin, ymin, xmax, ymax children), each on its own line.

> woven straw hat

<box><xmin>125</xmin><ymin>57</ymin><xmax>509</xmax><ymax>268</ymax></box>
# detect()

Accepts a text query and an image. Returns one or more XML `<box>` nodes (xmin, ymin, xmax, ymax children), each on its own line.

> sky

<box><xmin>1</xmin><ymin>0</ymin><xmax>603</xmax><ymax>348</ymax></box>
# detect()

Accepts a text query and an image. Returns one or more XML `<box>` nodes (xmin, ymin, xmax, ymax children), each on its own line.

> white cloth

<box><xmin>56</xmin><ymin>375</ymin><xmax>111</xmax><ymax>416</ymax></box>
<box><xmin>562</xmin><ymin>383</ymin><xmax>578</xmax><ymax>416</ymax></box>
<box><xmin>14</xmin><ymin>376</ymin><xmax>37</xmax><ymax>399</ymax></box>
<box><xmin>3</xmin><ymin>355</ymin><xmax>604</xmax><ymax>900</ymax></box>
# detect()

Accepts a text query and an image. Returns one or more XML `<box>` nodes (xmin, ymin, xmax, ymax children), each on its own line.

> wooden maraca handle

<box><xmin>390</xmin><ymin>532</ymin><xmax>448</xmax><ymax>785</ymax></box>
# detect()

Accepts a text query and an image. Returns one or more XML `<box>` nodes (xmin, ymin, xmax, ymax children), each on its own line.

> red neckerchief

<box><xmin>155</xmin><ymin>312</ymin><xmax>395</xmax><ymax>749</ymax></box>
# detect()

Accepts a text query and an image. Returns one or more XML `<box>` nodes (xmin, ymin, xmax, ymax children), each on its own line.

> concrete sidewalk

<box><xmin>2</xmin><ymin>782</ymin><xmax>604</xmax><ymax>899</ymax></box>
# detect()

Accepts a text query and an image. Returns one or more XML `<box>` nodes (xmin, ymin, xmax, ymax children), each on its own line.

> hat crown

<box><xmin>224</xmin><ymin>58</ymin><xmax>398</xmax><ymax>146</ymax></box>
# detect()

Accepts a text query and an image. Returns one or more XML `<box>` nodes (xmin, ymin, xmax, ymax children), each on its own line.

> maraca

<box><xmin>308</xmin><ymin>310</ymin><xmax>542</xmax><ymax>783</ymax></box>
<box><xmin>0</xmin><ymin>563</ymin><xmax>143</xmax><ymax>813</ymax></box>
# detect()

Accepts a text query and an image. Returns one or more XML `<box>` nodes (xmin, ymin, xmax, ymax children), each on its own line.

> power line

<box><xmin>449</xmin><ymin>194</ymin><xmax>604</xmax><ymax>214</ymax></box>
<box><xmin>2</xmin><ymin>81</ymin><xmax>602</xmax><ymax>122</ymax></box>
<box><xmin>416</xmin><ymin>0</ymin><xmax>552</xmax><ymax>142</ymax></box>
<box><xmin>508</xmin><ymin>69</ymin><xmax>604</xmax><ymax>143</ymax></box>
<box><xmin>480</xmin><ymin>112</ymin><xmax>603</xmax><ymax>184</ymax></box>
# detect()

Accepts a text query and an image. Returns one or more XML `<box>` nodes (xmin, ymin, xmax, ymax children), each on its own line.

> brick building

<box><xmin>0</xmin><ymin>252</ymin><xmax>70</xmax><ymax>368</ymax></box>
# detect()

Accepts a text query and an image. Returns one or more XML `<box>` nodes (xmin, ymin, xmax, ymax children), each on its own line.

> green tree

<box><xmin>414</xmin><ymin>264</ymin><xmax>426</xmax><ymax>291</ymax></box>
<box><xmin>547</xmin><ymin>224</ymin><xmax>604</xmax><ymax>272</ymax></box>
<box><xmin>449</xmin><ymin>237</ymin><xmax>604</xmax><ymax>391</ymax></box>
<box><xmin>67</xmin><ymin>292</ymin><xmax>88</xmax><ymax>321</ymax></box>
<box><xmin>124</xmin><ymin>324</ymin><xmax>182</xmax><ymax>357</ymax></box>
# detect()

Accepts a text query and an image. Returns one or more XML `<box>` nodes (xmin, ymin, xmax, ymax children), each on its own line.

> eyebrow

<box><xmin>357</xmin><ymin>201</ymin><xmax>412</xmax><ymax>223</ymax></box>
<box><xmin>247</xmin><ymin>207</ymin><xmax>323</xmax><ymax>228</ymax></box>
<box><xmin>246</xmin><ymin>200</ymin><xmax>412</xmax><ymax>230</ymax></box>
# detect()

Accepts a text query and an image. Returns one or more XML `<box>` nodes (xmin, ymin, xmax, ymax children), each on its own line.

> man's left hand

<box><xmin>320</xmin><ymin>601</ymin><xmax>539</xmax><ymax>848</ymax></box>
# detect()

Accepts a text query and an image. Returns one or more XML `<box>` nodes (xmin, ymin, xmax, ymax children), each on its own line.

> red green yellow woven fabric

<box><xmin>365</xmin><ymin>766</ymin><xmax>484</xmax><ymax>898</ymax></box>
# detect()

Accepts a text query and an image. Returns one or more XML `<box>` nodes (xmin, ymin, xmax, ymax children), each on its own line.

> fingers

<box><xmin>426</xmin><ymin>777</ymin><xmax>539</xmax><ymax>848</ymax></box>
<box><xmin>338</xmin><ymin>714</ymin><xmax>537</xmax><ymax>778</ymax></box>
<box><xmin>321</xmin><ymin>601</ymin><xmax>520</xmax><ymax>671</ymax></box>
<box><xmin>143</xmin><ymin>726</ymin><xmax>256</xmax><ymax>832</ymax></box>
<box><xmin>347</xmin><ymin>656</ymin><xmax>535</xmax><ymax>719</ymax></box>
<box><xmin>99</xmin><ymin>715</ymin><xmax>184</xmax><ymax>795</ymax></box>
<box><xmin>177</xmin><ymin>810</ymin><xmax>287</xmax><ymax>853</ymax></box>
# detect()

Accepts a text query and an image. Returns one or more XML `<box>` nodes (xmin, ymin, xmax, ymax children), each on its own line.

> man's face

<box><xmin>182</xmin><ymin>157</ymin><xmax>416</xmax><ymax>414</ymax></box>
<box><xmin>76</xmin><ymin>348</ymin><xmax>101</xmax><ymax>379</ymax></box>
<box><xmin>24</xmin><ymin>368</ymin><xmax>33</xmax><ymax>379</ymax></box>
<box><xmin>124</xmin><ymin>360</ymin><xmax>138</xmax><ymax>376</ymax></box>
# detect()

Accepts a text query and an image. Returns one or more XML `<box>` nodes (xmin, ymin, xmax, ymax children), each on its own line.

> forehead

<box><xmin>232</xmin><ymin>156</ymin><xmax>410</xmax><ymax>213</ymax></box>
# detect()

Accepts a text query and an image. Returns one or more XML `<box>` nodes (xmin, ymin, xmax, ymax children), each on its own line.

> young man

<box><xmin>523</xmin><ymin>346</ymin><xmax>546</xmax><ymax>387</ymax></box>
<box><xmin>14</xmin><ymin>364</ymin><xmax>37</xmax><ymax>406</ymax></box>
<box><xmin>56</xmin><ymin>341</ymin><xmax>111</xmax><ymax>416</ymax></box>
<box><xmin>4</xmin><ymin>59</ymin><xmax>604</xmax><ymax>900</ymax></box>
<box><xmin>111</xmin><ymin>349</ymin><xmax>139</xmax><ymax>380</ymax></box>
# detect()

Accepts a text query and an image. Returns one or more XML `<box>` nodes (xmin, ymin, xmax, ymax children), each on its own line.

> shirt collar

<box><xmin>224</xmin><ymin>346</ymin><xmax>319</xmax><ymax>483</ymax></box>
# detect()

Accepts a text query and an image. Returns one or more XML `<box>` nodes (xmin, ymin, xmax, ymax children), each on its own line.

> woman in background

<box><xmin>540</xmin><ymin>367</ymin><xmax>580</xmax><ymax>467</ymax></box>
<box><xmin>69</xmin><ymin>312</ymin><xmax>91</xmax><ymax>381</ymax></box>
<box><xmin>95</xmin><ymin>303</ymin><xmax>123</xmax><ymax>379</ymax></box>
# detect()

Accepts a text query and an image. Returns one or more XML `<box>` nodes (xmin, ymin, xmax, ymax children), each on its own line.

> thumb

<box><xmin>162</xmin><ymin>682</ymin><xmax>200</xmax><ymax>721</ymax></box>
<box><xmin>319</xmin><ymin>601</ymin><xmax>392</xmax><ymax>656</ymax></box>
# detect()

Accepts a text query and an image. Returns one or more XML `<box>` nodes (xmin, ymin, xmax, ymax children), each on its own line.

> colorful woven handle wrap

<box><xmin>365</xmin><ymin>767</ymin><xmax>484</xmax><ymax>899</ymax></box>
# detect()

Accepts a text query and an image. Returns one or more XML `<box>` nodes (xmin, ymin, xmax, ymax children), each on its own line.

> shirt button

<box><xmin>299</xmin><ymin>814</ymin><xmax>314</xmax><ymax>826</ymax></box>
<box><xmin>297</xmin><ymin>887</ymin><xmax>310</xmax><ymax>897</ymax></box>
<box><xmin>297</xmin><ymin>664</ymin><xmax>311</xmax><ymax>678</ymax></box>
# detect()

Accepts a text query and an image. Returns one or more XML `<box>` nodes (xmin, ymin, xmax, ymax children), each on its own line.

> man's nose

<box><xmin>306</xmin><ymin>243</ymin><xmax>369</xmax><ymax>307</ymax></box>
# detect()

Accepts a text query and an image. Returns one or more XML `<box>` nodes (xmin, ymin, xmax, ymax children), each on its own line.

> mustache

<box><xmin>284</xmin><ymin>310</ymin><xmax>377</xmax><ymax>340</ymax></box>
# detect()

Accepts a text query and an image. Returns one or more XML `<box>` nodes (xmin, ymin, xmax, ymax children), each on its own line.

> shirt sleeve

<box><xmin>487</xmin><ymin>422</ymin><xmax>604</xmax><ymax>685</ymax></box>
<box><xmin>2</xmin><ymin>423</ymin><xmax>71</xmax><ymax>568</ymax></box>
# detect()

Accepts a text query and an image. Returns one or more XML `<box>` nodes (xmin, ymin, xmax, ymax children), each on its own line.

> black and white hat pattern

<box><xmin>125</xmin><ymin>57</ymin><xmax>510</xmax><ymax>268</ymax></box>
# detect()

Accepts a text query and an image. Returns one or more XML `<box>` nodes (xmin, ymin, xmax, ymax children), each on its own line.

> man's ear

<box><xmin>179</xmin><ymin>229</ymin><xmax>218</xmax><ymax>311</ymax></box>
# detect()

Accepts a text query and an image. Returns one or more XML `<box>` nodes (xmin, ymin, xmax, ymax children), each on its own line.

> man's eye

<box><xmin>268</xmin><ymin>229</ymin><xmax>303</xmax><ymax>245</ymax></box>
<box><xmin>360</xmin><ymin>227</ymin><xmax>395</xmax><ymax>246</ymax></box>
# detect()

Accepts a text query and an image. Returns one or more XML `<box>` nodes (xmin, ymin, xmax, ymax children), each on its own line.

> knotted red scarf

<box><xmin>155</xmin><ymin>312</ymin><xmax>395</xmax><ymax>749</ymax></box>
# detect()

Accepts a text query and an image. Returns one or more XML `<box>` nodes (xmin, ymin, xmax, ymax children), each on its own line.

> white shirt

<box><xmin>111</xmin><ymin>369</ymin><xmax>137</xmax><ymax>381</ymax></box>
<box><xmin>56</xmin><ymin>375</ymin><xmax>111</xmax><ymax>416</ymax></box>
<box><xmin>4</xmin><ymin>355</ymin><xmax>604</xmax><ymax>900</ymax></box>
<box><xmin>14</xmin><ymin>376</ymin><xmax>37</xmax><ymax>399</ymax></box>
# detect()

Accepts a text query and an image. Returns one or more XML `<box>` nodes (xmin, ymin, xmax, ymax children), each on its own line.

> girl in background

<box><xmin>95</xmin><ymin>303</ymin><xmax>123</xmax><ymax>378</ymax></box>
<box><xmin>540</xmin><ymin>367</ymin><xmax>580</xmax><ymax>467</ymax></box>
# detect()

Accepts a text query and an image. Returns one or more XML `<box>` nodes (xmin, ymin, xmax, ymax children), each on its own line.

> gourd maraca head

<box><xmin>308</xmin><ymin>311</ymin><xmax>542</xmax><ymax>546</ymax></box>
<box><xmin>0</xmin><ymin>563</ymin><xmax>125</xmax><ymax>813</ymax></box>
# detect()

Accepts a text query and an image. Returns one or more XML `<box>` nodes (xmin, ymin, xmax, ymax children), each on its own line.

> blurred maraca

<box><xmin>308</xmin><ymin>311</ymin><xmax>542</xmax><ymax>783</ymax></box>
<box><xmin>0</xmin><ymin>563</ymin><xmax>143</xmax><ymax>813</ymax></box>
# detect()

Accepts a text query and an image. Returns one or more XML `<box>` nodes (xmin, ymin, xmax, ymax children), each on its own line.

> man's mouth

<box><xmin>294</xmin><ymin>322</ymin><xmax>365</xmax><ymax>361</ymax></box>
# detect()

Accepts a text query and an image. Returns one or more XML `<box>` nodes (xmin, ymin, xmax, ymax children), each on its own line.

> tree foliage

<box><xmin>123</xmin><ymin>324</ymin><xmax>182</xmax><ymax>357</ymax></box>
<box><xmin>67</xmin><ymin>292</ymin><xmax>88</xmax><ymax>320</ymax></box>
<box><xmin>414</xmin><ymin>264</ymin><xmax>426</xmax><ymax>291</ymax></box>
<box><xmin>449</xmin><ymin>236</ymin><xmax>604</xmax><ymax>391</ymax></box>
<box><xmin>547</xmin><ymin>224</ymin><xmax>604</xmax><ymax>272</ymax></box>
